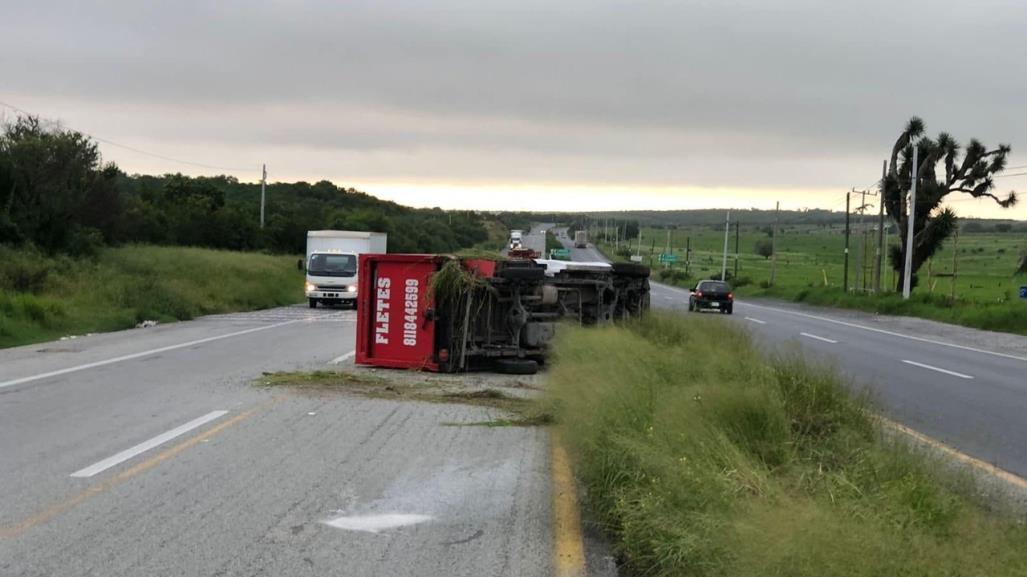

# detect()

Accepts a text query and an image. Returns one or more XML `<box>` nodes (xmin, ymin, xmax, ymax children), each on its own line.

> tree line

<box><xmin>0</xmin><ymin>115</ymin><xmax>493</xmax><ymax>256</ymax></box>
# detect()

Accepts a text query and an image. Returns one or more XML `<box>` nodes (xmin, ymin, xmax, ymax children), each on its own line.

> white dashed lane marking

<box><xmin>800</xmin><ymin>332</ymin><xmax>838</xmax><ymax>344</ymax></box>
<box><xmin>902</xmin><ymin>359</ymin><xmax>974</xmax><ymax>380</ymax></box>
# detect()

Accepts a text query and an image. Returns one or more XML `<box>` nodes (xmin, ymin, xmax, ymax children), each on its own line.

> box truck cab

<box><xmin>509</xmin><ymin>230</ymin><xmax>523</xmax><ymax>249</ymax></box>
<box><xmin>305</xmin><ymin>230</ymin><xmax>387</xmax><ymax>308</ymax></box>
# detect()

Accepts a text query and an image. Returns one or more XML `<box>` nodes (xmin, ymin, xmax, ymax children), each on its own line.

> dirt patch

<box><xmin>257</xmin><ymin>364</ymin><xmax>551</xmax><ymax>426</ymax></box>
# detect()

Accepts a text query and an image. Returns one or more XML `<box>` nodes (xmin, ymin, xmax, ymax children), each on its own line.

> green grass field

<box><xmin>547</xmin><ymin>314</ymin><xmax>1027</xmax><ymax>577</ymax></box>
<box><xmin>596</xmin><ymin>225</ymin><xmax>1027</xmax><ymax>334</ymax></box>
<box><xmin>0</xmin><ymin>245</ymin><xmax>305</xmax><ymax>348</ymax></box>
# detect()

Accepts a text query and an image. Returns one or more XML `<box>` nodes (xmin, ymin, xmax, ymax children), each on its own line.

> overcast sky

<box><xmin>3</xmin><ymin>0</ymin><xmax>1026</xmax><ymax>218</ymax></box>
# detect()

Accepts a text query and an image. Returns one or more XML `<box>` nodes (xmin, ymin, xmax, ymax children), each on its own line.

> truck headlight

<box><xmin>347</xmin><ymin>285</ymin><xmax>357</xmax><ymax>293</ymax></box>
<box><xmin>305</xmin><ymin>282</ymin><xmax>316</xmax><ymax>292</ymax></box>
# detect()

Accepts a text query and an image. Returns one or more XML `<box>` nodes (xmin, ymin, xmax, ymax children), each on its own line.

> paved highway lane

<box><xmin>501</xmin><ymin>223</ymin><xmax>550</xmax><ymax>258</ymax></box>
<box><xmin>0</xmin><ymin>305</ymin><xmax>576</xmax><ymax>577</ymax></box>
<box><xmin>558</xmin><ymin>231</ymin><xmax>1027</xmax><ymax>480</ymax></box>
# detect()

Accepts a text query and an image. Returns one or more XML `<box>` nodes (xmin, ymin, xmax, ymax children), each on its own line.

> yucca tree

<box><xmin>883</xmin><ymin>117</ymin><xmax>1018</xmax><ymax>292</ymax></box>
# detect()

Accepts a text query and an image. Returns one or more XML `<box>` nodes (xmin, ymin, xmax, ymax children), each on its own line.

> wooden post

<box><xmin>951</xmin><ymin>227</ymin><xmax>959</xmax><ymax>301</ymax></box>
<box><xmin>734</xmin><ymin>221</ymin><xmax>740</xmax><ymax>280</ymax></box>
<box><xmin>685</xmin><ymin>236</ymin><xmax>691</xmax><ymax>278</ymax></box>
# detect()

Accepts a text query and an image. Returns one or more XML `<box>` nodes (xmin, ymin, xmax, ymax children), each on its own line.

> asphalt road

<box><xmin>559</xmin><ymin>232</ymin><xmax>1027</xmax><ymax>480</ymax></box>
<box><xmin>501</xmin><ymin>223</ymin><xmax>550</xmax><ymax>258</ymax></box>
<box><xmin>0</xmin><ymin>305</ymin><xmax>564</xmax><ymax>576</ymax></box>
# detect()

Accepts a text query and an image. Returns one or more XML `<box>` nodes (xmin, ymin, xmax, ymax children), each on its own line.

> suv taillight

<box><xmin>695</xmin><ymin>291</ymin><xmax>703</xmax><ymax>298</ymax></box>
<box><xmin>728</xmin><ymin>292</ymin><xmax>733</xmax><ymax>300</ymax></box>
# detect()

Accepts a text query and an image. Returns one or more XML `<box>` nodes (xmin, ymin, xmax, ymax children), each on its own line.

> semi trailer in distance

<box><xmin>574</xmin><ymin>230</ymin><xmax>588</xmax><ymax>248</ymax></box>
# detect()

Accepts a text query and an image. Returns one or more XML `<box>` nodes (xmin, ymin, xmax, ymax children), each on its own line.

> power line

<box><xmin>995</xmin><ymin>171</ymin><xmax>1027</xmax><ymax>179</ymax></box>
<box><xmin>0</xmin><ymin>99</ymin><xmax>258</xmax><ymax>173</ymax></box>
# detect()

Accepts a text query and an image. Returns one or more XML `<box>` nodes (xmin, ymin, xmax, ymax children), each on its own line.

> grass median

<box><xmin>0</xmin><ymin>245</ymin><xmax>304</xmax><ymax>348</ymax></box>
<box><xmin>546</xmin><ymin>313</ymin><xmax>1027</xmax><ymax>576</ymax></box>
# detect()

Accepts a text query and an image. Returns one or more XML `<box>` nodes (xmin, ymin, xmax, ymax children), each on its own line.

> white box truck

<box><xmin>305</xmin><ymin>230</ymin><xmax>387</xmax><ymax>308</ymax></box>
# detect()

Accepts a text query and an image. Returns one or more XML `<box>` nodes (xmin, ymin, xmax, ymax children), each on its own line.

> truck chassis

<box><xmin>355</xmin><ymin>255</ymin><xmax>649</xmax><ymax>374</ymax></box>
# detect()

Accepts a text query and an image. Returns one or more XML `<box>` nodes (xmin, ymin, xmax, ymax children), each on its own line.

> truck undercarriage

<box><xmin>355</xmin><ymin>255</ymin><xmax>650</xmax><ymax>374</ymax></box>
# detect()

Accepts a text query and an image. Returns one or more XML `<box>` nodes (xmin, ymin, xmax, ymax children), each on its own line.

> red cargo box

<box><xmin>355</xmin><ymin>254</ymin><xmax>441</xmax><ymax>371</ymax></box>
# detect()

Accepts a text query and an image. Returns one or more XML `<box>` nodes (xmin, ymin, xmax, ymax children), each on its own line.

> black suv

<box><xmin>688</xmin><ymin>280</ymin><xmax>733</xmax><ymax>314</ymax></box>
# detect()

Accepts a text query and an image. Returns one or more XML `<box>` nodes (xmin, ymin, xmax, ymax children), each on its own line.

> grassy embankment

<box><xmin>547</xmin><ymin>313</ymin><xmax>1027</xmax><ymax>576</ymax></box>
<box><xmin>0</xmin><ymin>245</ymin><xmax>304</xmax><ymax>348</ymax></box>
<box><xmin>596</xmin><ymin>226</ymin><xmax>1027</xmax><ymax>334</ymax></box>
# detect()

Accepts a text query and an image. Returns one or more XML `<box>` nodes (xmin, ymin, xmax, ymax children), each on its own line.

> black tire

<box><xmin>498</xmin><ymin>265</ymin><xmax>546</xmax><ymax>281</ymax></box>
<box><xmin>725</xmin><ymin>306</ymin><xmax>733</xmax><ymax>315</ymax></box>
<box><xmin>611</xmin><ymin>262</ymin><xmax>651</xmax><ymax>278</ymax></box>
<box><xmin>308</xmin><ymin>298</ymin><xmax>318</xmax><ymax>309</ymax></box>
<box><xmin>495</xmin><ymin>358</ymin><xmax>539</xmax><ymax>375</ymax></box>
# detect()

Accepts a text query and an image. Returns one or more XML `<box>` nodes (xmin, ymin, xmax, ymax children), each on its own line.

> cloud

<box><xmin>3</xmin><ymin>0</ymin><xmax>1026</xmax><ymax>216</ymax></box>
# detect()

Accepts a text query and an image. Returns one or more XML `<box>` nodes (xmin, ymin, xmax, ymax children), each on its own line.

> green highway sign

<box><xmin>550</xmin><ymin>248</ymin><xmax>571</xmax><ymax>260</ymax></box>
<box><xmin>658</xmin><ymin>253</ymin><xmax>678</xmax><ymax>263</ymax></box>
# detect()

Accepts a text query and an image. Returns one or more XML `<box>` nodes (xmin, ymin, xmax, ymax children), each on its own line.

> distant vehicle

<box><xmin>688</xmin><ymin>280</ymin><xmax>733</xmax><ymax>314</ymax></box>
<box><xmin>508</xmin><ymin>246</ymin><xmax>540</xmax><ymax>259</ymax></box>
<box><xmin>509</xmin><ymin>229</ymin><xmax>523</xmax><ymax>249</ymax></box>
<box><xmin>305</xmin><ymin>230</ymin><xmax>387</xmax><ymax>308</ymax></box>
<box><xmin>574</xmin><ymin>230</ymin><xmax>588</xmax><ymax>248</ymax></box>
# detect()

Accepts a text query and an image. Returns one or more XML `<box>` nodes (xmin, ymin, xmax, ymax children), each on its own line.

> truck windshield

<box><xmin>308</xmin><ymin>253</ymin><xmax>357</xmax><ymax>276</ymax></box>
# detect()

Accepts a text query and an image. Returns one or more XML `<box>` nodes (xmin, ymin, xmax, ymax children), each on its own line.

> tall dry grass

<box><xmin>547</xmin><ymin>313</ymin><xmax>1027</xmax><ymax>576</ymax></box>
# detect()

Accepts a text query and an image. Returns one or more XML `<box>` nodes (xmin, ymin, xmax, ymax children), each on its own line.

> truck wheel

<box><xmin>495</xmin><ymin>358</ymin><xmax>539</xmax><ymax>375</ymax></box>
<box><xmin>308</xmin><ymin>299</ymin><xmax>318</xmax><ymax>309</ymax></box>
<box><xmin>611</xmin><ymin>262</ymin><xmax>651</xmax><ymax>278</ymax></box>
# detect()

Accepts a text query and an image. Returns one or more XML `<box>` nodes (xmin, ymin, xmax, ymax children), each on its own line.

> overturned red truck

<box><xmin>355</xmin><ymin>254</ymin><xmax>650</xmax><ymax>374</ymax></box>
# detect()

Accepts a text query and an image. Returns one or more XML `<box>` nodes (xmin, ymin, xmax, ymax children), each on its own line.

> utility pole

<box><xmin>685</xmin><ymin>236</ymin><xmax>692</xmax><ymax>278</ymax></box>
<box><xmin>636</xmin><ymin>221</ymin><xmax>643</xmax><ymax>257</ymax></box>
<box><xmin>903</xmin><ymin>147</ymin><xmax>918</xmax><ymax>299</ymax></box>
<box><xmin>770</xmin><ymin>201</ymin><xmax>779</xmax><ymax>286</ymax></box>
<box><xmin>665</xmin><ymin>228</ymin><xmax>672</xmax><ymax>268</ymax></box>
<box><xmin>874</xmin><ymin>160</ymin><xmax>887</xmax><ymax>293</ymax></box>
<box><xmin>260</xmin><ymin>163</ymin><xmax>267</xmax><ymax>229</ymax></box>
<box><xmin>855</xmin><ymin>189</ymin><xmax>867</xmax><ymax>291</ymax></box>
<box><xmin>733</xmin><ymin>220</ymin><xmax>740</xmax><ymax>280</ymax></box>
<box><xmin>844</xmin><ymin>191</ymin><xmax>851</xmax><ymax>292</ymax></box>
<box><xmin>721</xmin><ymin>210</ymin><xmax>730</xmax><ymax>281</ymax></box>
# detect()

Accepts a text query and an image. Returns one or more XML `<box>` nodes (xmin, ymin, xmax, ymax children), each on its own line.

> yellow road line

<box><xmin>551</xmin><ymin>430</ymin><xmax>587</xmax><ymax>577</ymax></box>
<box><xmin>0</xmin><ymin>399</ymin><xmax>274</xmax><ymax>540</ymax></box>
<box><xmin>879</xmin><ymin>416</ymin><xmax>1027</xmax><ymax>491</ymax></box>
